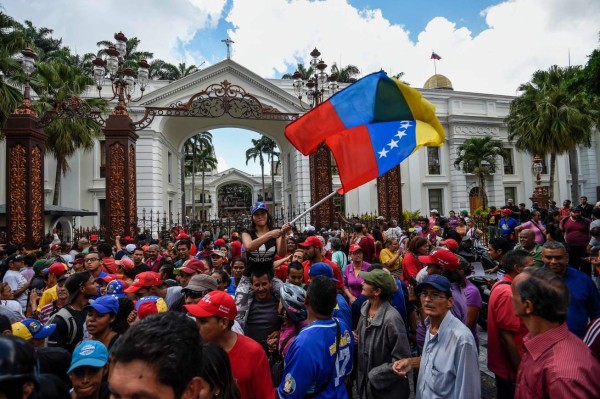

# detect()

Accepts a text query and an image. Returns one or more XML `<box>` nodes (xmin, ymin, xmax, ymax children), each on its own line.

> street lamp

<box><xmin>91</xmin><ymin>32</ymin><xmax>150</xmax><ymax>114</ymax></box>
<box><xmin>292</xmin><ymin>48</ymin><xmax>339</xmax><ymax>109</ymax></box>
<box><xmin>16</xmin><ymin>48</ymin><xmax>38</xmax><ymax>116</ymax></box>
<box><xmin>530</xmin><ymin>155</ymin><xmax>548</xmax><ymax>207</ymax></box>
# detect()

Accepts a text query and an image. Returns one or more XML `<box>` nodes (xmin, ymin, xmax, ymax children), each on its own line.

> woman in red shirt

<box><xmin>401</xmin><ymin>236</ymin><xmax>429</xmax><ymax>285</ymax></box>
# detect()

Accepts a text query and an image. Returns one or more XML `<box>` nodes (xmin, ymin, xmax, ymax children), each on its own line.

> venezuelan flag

<box><xmin>326</xmin><ymin>120</ymin><xmax>443</xmax><ymax>194</ymax></box>
<box><xmin>285</xmin><ymin>71</ymin><xmax>444</xmax><ymax>156</ymax></box>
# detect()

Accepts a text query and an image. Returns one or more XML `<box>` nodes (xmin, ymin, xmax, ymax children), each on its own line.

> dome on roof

<box><xmin>423</xmin><ymin>74</ymin><xmax>454</xmax><ymax>90</ymax></box>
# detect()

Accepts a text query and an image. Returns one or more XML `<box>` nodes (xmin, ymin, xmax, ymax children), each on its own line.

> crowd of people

<box><xmin>1</xmin><ymin>197</ymin><xmax>600</xmax><ymax>398</ymax></box>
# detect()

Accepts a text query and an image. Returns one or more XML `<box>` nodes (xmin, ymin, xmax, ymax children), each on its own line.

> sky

<box><xmin>3</xmin><ymin>0</ymin><xmax>599</xmax><ymax>174</ymax></box>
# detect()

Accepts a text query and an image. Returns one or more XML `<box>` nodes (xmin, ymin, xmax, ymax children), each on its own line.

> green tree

<box><xmin>149</xmin><ymin>60</ymin><xmax>199</xmax><ymax>81</ymax></box>
<box><xmin>97</xmin><ymin>36</ymin><xmax>154</xmax><ymax>70</ymax></box>
<box><xmin>281</xmin><ymin>63</ymin><xmax>314</xmax><ymax>80</ymax></box>
<box><xmin>17</xmin><ymin>19</ymin><xmax>64</xmax><ymax>60</ymax></box>
<box><xmin>330</xmin><ymin>63</ymin><xmax>360</xmax><ymax>83</ymax></box>
<box><xmin>0</xmin><ymin>11</ymin><xmax>27</xmax><ymax>136</ymax></box>
<box><xmin>454</xmin><ymin>136</ymin><xmax>505</xmax><ymax>209</ymax></box>
<box><xmin>245</xmin><ymin>137</ymin><xmax>270</xmax><ymax>199</ymax></box>
<box><xmin>33</xmin><ymin>59</ymin><xmax>106</xmax><ymax>205</ymax></box>
<box><xmin>505</xmin><ymin>65</ymin><xmax>597</xmax><ymax>201</ymax></box>
<box><xmin>183</xmin><ymin>132</ymin><xmax>214</xmax><ymax>220</ymax></box>
<box><xmin>259</xmin><ymin>136</ymin><xmax>279</xmax><ymax>210</ymax></box>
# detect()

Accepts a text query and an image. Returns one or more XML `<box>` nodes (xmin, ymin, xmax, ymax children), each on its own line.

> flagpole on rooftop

<box><xmin>432</xmin><ymin>49</ymin><xmax>437</xmax><ymax>75</ymax></box>
<box><xmin>288</xmin><ymin>190</ymin><xmax>337</xmax><ymax>225</ymax></box>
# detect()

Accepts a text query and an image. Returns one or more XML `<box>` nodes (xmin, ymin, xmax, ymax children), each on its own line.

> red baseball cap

<box><xmin>500</xmin><ymin>209</ymin><xmax>511</xmax><ymax>214</ymax></box>
<box><xmin>97</xmin><ymin>274</ymin><xmax>118</xmax><ymax>284</ymax></box>
<box><xmin>298</xmin><ymin>236</ymin><xmax>323</xmax><ymax>249</ymax></box>
<box><xmin>43</xmin><ymin>263</ymin><xmax>68</xmax><ymax>276</ymax></box>
<box><xmin>349</xmin><ymin>244</ymin><xmax>363</xmax><ymax>253</ymax></box>
<box><xmin>124</xmin><ymin>272</ymin><xmax>163</xmax><ymax>293</ymax></box>
<box><xmin>418</xmin><ymin>250</ymin><xmax>461</xmax><ymax>271</ymax></box>
<box><xmin>90</xmin><ymin>234</ymin><xmax>98</xmax><ymax>241</ymax></box>
<box><xmin>214</xmin><ymin>238</ymin><xmax>226</xmax><ymax>247</ymax></box>
<box><xmin>50</xmin><ymin>244</ymin><xmax>61</xmax><ymax>251</ymax></box>
<box><xmin>177</xmin><ymin>233</ymin><xmax>190</xmax><ymax>240</ymax></box>
<box><xmin>184</xmin><ymin>290</ymin><xmax>237</xmax><ymax>320</ymax></box>
<box><xmin>439</xmin><ymin>239</ymin><xmax>459</xmax><ymax>252</ymax></box>
<box><xmin>116</xmin><ymin>258</ymin><xmax>134</xmax><ymax>271</ymax></box>
<box><xmin>180</xmin><ymin>258</ymin><xmax>206</xmax><ymax>275</ymax></box>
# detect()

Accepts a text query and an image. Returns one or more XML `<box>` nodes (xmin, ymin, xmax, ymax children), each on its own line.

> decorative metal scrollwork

<box><xmin>38</xmin><ymin>96</ymin><xmax>105</xmax><ymax>127</ymax></box>
<box><xmin>132</xmin><ymin>80</ymin><xmax>299</xmax><ymax>130</ymax></box>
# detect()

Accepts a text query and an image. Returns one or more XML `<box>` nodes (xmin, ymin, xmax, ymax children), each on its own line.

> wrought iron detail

<box><xmin>377</xmin><ymin>165</ymin><xmax>402</xmax><ymax>220</ymax></box>
<box><xmin>31</xmin><ymin>145</ymin><xmax>44</xmax><ymax>244</ymax></box>
<box><xmin>38</xmin><ymin>96</ymin><xmax>106</xmax><ymax>127</ymax></box>
<box><xmin>310</xmin><ymin>145</ymin><xmax>334</xmax><ymax>229</ymax></box>
<box><xmin>108</xmin><ymin>142</ymin><xmax>126</xmax><ymax>236</ymax></box>
<box><xmin>8</xmin><ymin>145</ymin><xmax>27</xmax><ymax>245</ymax></box>
<box><xmin>132</xmin><ymin>80</ymin><xmax>299</xmax><ymax>130</ymax></box>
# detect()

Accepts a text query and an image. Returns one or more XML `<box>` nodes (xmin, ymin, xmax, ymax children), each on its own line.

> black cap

<box><xmin>65</xmin><ymin>271</ymin><xmax>92</xmax><ymax>304</ymax></box>
<box><xmin>571</xmin><ymin>205</ymin><xmax>583</xmax><ymax>212</ymax></box>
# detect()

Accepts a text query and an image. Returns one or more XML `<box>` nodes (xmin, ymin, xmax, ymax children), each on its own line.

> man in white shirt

<box><xmin>2</xmin><ymin>255</ymin><xmax>29</xmax><ymax>311</ymax></box>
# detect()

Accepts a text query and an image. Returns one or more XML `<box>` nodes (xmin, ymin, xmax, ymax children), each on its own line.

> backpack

<box><xmin>48</xmin><ymin>307</ymin><xmax>79</xmax><ymax>347</ymax></box>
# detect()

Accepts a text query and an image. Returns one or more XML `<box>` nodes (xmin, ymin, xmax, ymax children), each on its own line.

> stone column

<box><xmin>309</xmin><ymin>145</ymin><xmax>334</xmax><ymax>229</ymax></box>
<box><xmin>5</xmin><ymin>112</ymin><xmax>47</xmax><ymax>249</ymax></box>
<box><xmin>377</xmin><ymin>165</ymin><xmax>403</xmax><ymax>219</ymax></box>
<box><xmin>103</xmin><ymin>114</ymin><xmax>138</xmax><ymax>239</ymax></box>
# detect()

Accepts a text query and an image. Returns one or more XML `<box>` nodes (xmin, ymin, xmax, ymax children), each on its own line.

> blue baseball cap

<box><xmin>84</xmin><ymin>295</ymin><xmax>119</xmax><ymax>315</ymax></box>
<box><xmin>416</xmin><ymin>274</ymin><xmax>452</xmax><ymax>297</ymax></box>
<box><xmin>308</xmin><ymin>262</ymin><xmax>339</xmax><ymax>282</ymax></box>
<box><xmin>68</xmin><ymin>340</ymin><xmax>108</xmax><ymax>374</ymax></box>
<box><xmin>250</xmin><ymin>202</ymin><xmax>268</xmax><ymax>215</ymax></box>
<box><xmin>105</xmin><ymin>279</ymin><xmax>127</xmax><ymax>298</ymax></box>
<box><xmin>11</xmin><ymin>318</ymin><xmax>57</xmax><ymax>340</ymax></box>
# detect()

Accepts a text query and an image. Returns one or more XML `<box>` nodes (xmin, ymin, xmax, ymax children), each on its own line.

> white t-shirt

<box><xmin>3</xmin><ymin>270</ymin><xmax>28</xmax><ymax>309</ymax></box>
<box><xmin>0</xmin><ymin>299</ymin><xmax>24</xmax><ymax>320</ymax></box>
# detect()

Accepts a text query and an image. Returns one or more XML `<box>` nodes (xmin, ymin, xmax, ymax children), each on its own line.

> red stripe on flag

<box><xmin>325</xmin><ymin>125</ymin><xmax>379</xmax><ymax>194</ymax></box>
<box><xmin>284</xmin><ymin>101</ymin><xmax>346</xmax><ymax>156</ymax></box>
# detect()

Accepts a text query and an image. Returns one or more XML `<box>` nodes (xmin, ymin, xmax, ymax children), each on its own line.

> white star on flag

<box><xmin>396</xmin><ymin>129</ymin><xmax>407</xmax><ymax>140</ymax></box>
<box><xmin>400</xmin><ymin>121</ymin><xmax>413</xmax><ymax>129</ymax></box>
<box><xmin>378</xmin><ymin>147</ymin><xmax>389</xmax><ymax>158</ymax></box>
<box><xmin>388</xmin><ymin>139</ymin><xmax>399</xmax><ymax>149</ymax></box>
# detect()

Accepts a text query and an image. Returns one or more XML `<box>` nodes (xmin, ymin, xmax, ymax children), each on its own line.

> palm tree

<box><xmin>246</xmin><ymin>137</ymin><xmax>273</xmax><ymax>199</ymax></box>
<box><xmin>258</xmin><ymin>137</ymin><xmax>279</xmax><ymax>210</ymax></box>
<box><xmin>0</xmin><ymin>11</ymin><xmax>28</xmax><ymax>136</ymax></box>
<box><xmin>183</xmin><ymin>132</ymin><xmax>214</xmax><ymax>220</ymax></box>
<box><xmin>97</xmin><ymin>36</ymin><xmax>154</xmax><ymax>70</ymax></box>
<box><xmin>149</xmin><ymin>60</ymin><xmax>199</xmax><ymax>81</ymax></box>
<box><xmin>33</xmin><ymin>59</ymin><xmax>106</xmax><ymax>205</ymax></box>
<box><xmin>330</xmin><ymin>63</ymin><xmax>360</xmax><ymax>83</ymax></box>
<box><xmin>454</xmin><ymin>136</ymin><xmax>505</xmax><ymax>209</ymax></box>
<box><xmin>16</xmin><ymin>19</ymin><xmax>63</xmax><ymax>60</ymax></box>
<box><xmin>505</xmin><ymin>65</ymin><xmax>596</xmax><ymax>200</ymax></box>
<box><xmin>281</xmin><ymin>63</ymin><xmax>314</xmax><ymax>80</ymax></box>
<box><xmin>197</xmin><ymin>147</ymin><xmax>218</xmax><ymax>221</ymax></box>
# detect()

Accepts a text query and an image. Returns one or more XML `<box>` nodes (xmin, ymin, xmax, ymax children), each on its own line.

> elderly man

<box><xmin>392</xmin><ymin>274</ymin><xmax>480</xmax><ymax>398</ymax></box>
<box><xmin>512</xmin><ymin>267</ymin><xmax>600</xmax><ymax>398</ymax></box>
<box><xmin>144</xmin><ymin>244</ymin><xmax>162</xmax><ymax>272</ymax></box>
<box><xmin>514</xmin><ymin>229</ymin><xmax>543</xmax><ymax>267</ymax></box>
<box><xmin>542</xmin><ymin>241</ymin><xmax>600</xmax><ymax>338</ymax></box>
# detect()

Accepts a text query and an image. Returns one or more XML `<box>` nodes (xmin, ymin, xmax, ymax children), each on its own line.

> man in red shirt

<box><xmin>298</xmin><ymin>236</ymin><xmax>344</xmax><ymax>290</ymax></box>
<box><xmin>351</xmin><ymin>223</ymin><xmax>376</xmax><ymax>262</ymax></box>
<box><xmin>487</xmin><ymin>250</ymin><xmax>532</xmax><ymax>399</ymax></box>
<box><xmin>513</xmin><ymin>267</ymin><xmax>600</xmax><ymax>398</ymax></box>
<box><xmin>560</xmin><ymin>205</ymin><xmax>592</xmax><ymax>273</ymax></box>
<box><xmin>230</xmin><ymin>232</ymin><xmax>242</xmax><ymax>259</ymax></box>
<box><xmin>186</xmin><ymin>290</ymin><xmax>275</xmax><ymax>399</ymax></box>
<box><xmin>559</xmin><ymin>199</ymin><xmax>572</xmax><ymax>218</ymax></box>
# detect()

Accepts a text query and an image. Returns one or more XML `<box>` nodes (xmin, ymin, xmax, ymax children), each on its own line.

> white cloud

<box><xmin>3</xmin><ymin>0</ymin><xmax>599</xmax><ymax>95</ymax></box>
<box><xmin>216</xmin><ymin>156</ymin><xmax>230</xmax><ymax>172</ymax></box>
<box><xmin>3</xmin><ymin>0</ymin><xmax>227</xmax><ymax>65</ymax></box>
<box><xmin>225</xmin><ymin>0</ymin><xmax>600</xmax><ymax>94</ymax></box>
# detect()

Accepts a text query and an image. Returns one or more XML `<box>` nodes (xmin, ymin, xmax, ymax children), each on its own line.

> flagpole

<box><xmin>288</xmin><ymin>190</ymin><xmax>338</xmax><ymax>225</ymax></box>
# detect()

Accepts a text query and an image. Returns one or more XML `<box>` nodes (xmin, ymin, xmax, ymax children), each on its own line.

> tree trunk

<box><xmin>191</xmin><ymin>146</ymin><xmax>196</xmax><ymax>221</ymax></box>
<box><xmin>53</xmin><ymin>161</ymin><xmax>62</xmax><ymax>206</ymax></box>
<box><xmin>260</xmin><ymin>155</ymin><xmax>265</xmax><ymax>200</ymax></box>
<box><xmin>568</xmin><ymin>149</ymin><xmax>579</xmax><ymax>202</ymax></box>
<box><xmin>479</xmin><ymin>173</ymin><xmax>487</xmax><ymax>210</ymax></box>
<box><xmin>201</xmin><ymin>168</ymin><xmax>206</xmax><ymax>222</ymax></box>
<box><xmin>180</xmin><ymin>156</ymin><xmax>185</xmax><ymax>222</ymax></box>
<box><xmin>271</xmin><ymin>154</ymin><xmax>276</xmax><ymax>217</ymax></box>
<box><xmin>548</xmin><ymin>153</ymin><xmax>557</xmax><ymax>202</ymax></box>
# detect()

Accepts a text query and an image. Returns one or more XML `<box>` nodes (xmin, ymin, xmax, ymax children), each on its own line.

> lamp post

<box><xmin>92</xmin><ymin>32</ymin><xmax>150</xmax><ymax>239</ymax></box>
<box><xmin>5</xmin><ymin>48</ymin><xmax>47</xmax><ymax>248</ymax></box>
<box><xmin>293</xmin><ymin>48</ymin><xmax>338</xmax><ymax>228</ymax></box>
<box><xmin>530</xmin><ymin>155</ymin><xmax>548</xmax><ymax>208</ymax></box>
<box><xmin>292</xmin><ymin>48</ymin><xmax>339</xmax><ymax>109</ymax></box>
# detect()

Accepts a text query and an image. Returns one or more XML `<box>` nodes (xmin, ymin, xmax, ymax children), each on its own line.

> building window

<box><xmin>167</xmin><ymin>152</ymin><xmax>173</xmax><ymax>183</ymax></box>
<box><xmin>427</xmin><ymin>147</ymin><xmax>441</xmax><ymax>175</ymax></box>
<box><xmin>428</xmin><ymin>189</ymin><xmax>443</xmax><ymax>215</ymax></box>
<box><xmin>287</xmin><ymin>153</ymin><xmax>292</xmax><ymax>181</ymax></box>
<box><xmin>503</xmin><ymin>148</ymin><xmax>514</xmax><ymax>175</ymax></box>
<box><xmin>504</xmin><ymin>187</ymin><xmax>516</xmax><ymax>204</ymax></box>
<box><xmin>333</xmin><ymin>193</ymin><xmax>345</xmax><ymax>215</ymax></box>
<box><xmin>98</xmin><ymin>199</ymin><xmax>106</xmax><ymax>227</ymax></box>
<box><xmin>168</xmin><ymin>200</ymin><xmax>173</xmax><ymax>223</ymax></box>
<box><xmin>331</xmin><ymin>153</ymin><xmax>339</xmax><ymax>175</ymax></box>
<box><xmin>541</xmin><ymin>156</ymin><xmax>549</xmax><ymax>175</ymax></box>
<box><xmin>99</xmin><ymin>140</ymin><xmax>106</xmax><ymax>178</ymax></box>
